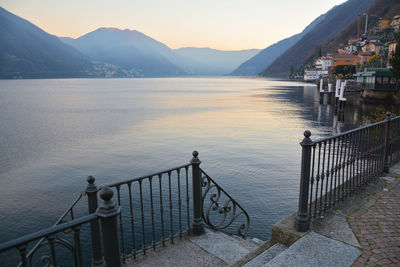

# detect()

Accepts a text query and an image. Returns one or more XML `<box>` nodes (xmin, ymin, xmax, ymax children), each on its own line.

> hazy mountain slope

<box><xmin>173</xmin><ymin>47</ymin><xmax>260</xmax><ymax>75</ymax></box>
<box><xmin>230</xmin><ymin>13</ymin><xmax>326</xmax><ymax>76</ymax></box>
<box><xmin>0</xmin><ymin>6</ymin><xmax>94</xmax><ymax>78</ymax></box>
<box><xmin>262</xmin><ymin>0</ymin><xmax>376</xmax><ymax>77</ymax></box>
<box><xmin>62</xmin><ymin>28</ymin><xmax>187</xmax><ymax>77</ymax></box>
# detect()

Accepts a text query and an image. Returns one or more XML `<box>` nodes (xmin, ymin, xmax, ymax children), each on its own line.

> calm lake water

<box><xmin>0</xmin><ymin>77</ymin><xmax>379</xmax><ymax>258</ymax></box>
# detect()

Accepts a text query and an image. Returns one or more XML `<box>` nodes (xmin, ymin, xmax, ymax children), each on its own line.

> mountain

<box><xmin>61</xmin><ymin>27</ymin><xmax>187</xmax><ymax>77</ymax></box>
<box><xmin>62</xmin><ymin>29</ymin><xmax>260</xmax><ymax>76</ymax></box>
<box><xmin>230</xmin><ymin>13</ymin><xmax>326</xmax><ymax>76</ymax></box>
<box><xmin>0</xmin><ymin>6</ymin><xmax>94</xmax><ymax>78</ymax></box>
<box><xmin>262</xmin><ymin>0</ymin><xmax>376</xmax><ymax>77</ymax></box>
<box><xmin>173</xmin><ymin>47</ymin><xmax>260</xmax><ymax>75</ymax></box>
<box><xmin>316</xmin><ymin>0</ymin><xmax>400</xmax><ymax>59</ymax></box>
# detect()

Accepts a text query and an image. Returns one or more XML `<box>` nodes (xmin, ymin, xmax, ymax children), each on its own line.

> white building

<box><xmin>344</xmin><ymin>44</ymin><xmax>357</xmax><ymax>54</ymax></box>
<box><xmin>314</xmin><ymin>57</ymin><xmax>332</xmax><ymax>71</ymax></box>
<box><xmin>304</xmin><ymin>70</ymin><xmax>328</xmax><ymax>82</ymax></box>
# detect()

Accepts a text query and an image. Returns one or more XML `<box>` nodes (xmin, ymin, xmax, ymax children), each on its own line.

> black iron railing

<box><xmin>201</xmin><ymin>169</ymin><xmax>250</xmax><ymax>236</ymax></box>
<box><xmin>295</xmin><ymin>113</ymin><xmax>400</xmax><ymax>232</ymax></box>
<box><xmin>0</xmin><ymin>151</ymin><xmax>249</xmax><ymax>266</ymax></box>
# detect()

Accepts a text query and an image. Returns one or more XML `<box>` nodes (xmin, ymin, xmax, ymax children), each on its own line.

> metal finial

<box><xmin>191</xmin><ymin>150</ymin><xmax>201</xmax><ymax>164</ymax></box>
<box><xmin>100</xmin><ymin>187</ymin><xmax>113</xmax><ymax>202</ymax></box>
<box><xmin>87</xmin><ymin>175</ymin><xmax>95</xmax><ymax>185</ymax></box>
<box><xmin>303</xmin><ymin>130</ymin><xmax>312</xmax><ymax>139</ymax></box>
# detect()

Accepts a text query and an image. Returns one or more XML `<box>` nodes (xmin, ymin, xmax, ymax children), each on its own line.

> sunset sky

<box><xmin>2</xmin><ymin>0</ymin><xmax>346</xmax><ymax>50</ymax></box>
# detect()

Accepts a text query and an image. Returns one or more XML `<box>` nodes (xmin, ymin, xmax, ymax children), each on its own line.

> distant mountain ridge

<box><xmin>61</xmin><ymin>28</ymin><xmax>260</xmax><ymax>77</ymax></box>
<box><xmin>0</xmin><ymin>6</ymin><xmax>94</xmax><ymax>78</ymax></box>
<box><xmin>229</xmin><ymin>13</ymin><xmax>326</xmax><ymax>76</ymax></box>
<box><xmin>173</xmin><ymin>47</ymin><xmax>260</xmax><ymax>75</ymax></box>
<box><xmin>262</xmin><ymin>0</ymin><xmax>376</xmax><ymax>77</ymax></box>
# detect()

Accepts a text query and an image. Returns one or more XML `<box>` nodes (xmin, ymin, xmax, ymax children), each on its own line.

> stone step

<box><xmin>263</xmin><ymin>232</ymin><xmax>361</xmax><ymax>267</ymax></box>
<box><xmin>189</xmin><ymin>229</ymin><xmax>259</xmax><ymax>265</ymax></box>
<box><xmin>251</xmin><ymin>237</ymin><xmax>264</xmax><ymax>246</ymax></box>
<box><xmin>222</xmin><ymin>232</ymin><xmax>261</xmax><ymax>251</ymax></box>
<box><xmin>244</xmin><ymin>243</ymin><xmax>288</xmax><ymax>267</ymax></box>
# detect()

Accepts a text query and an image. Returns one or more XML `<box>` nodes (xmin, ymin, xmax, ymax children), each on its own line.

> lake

<box><xmin>0</xmin><ymin>77</ymin><xmax>376</xmax><ymax>249</ymax></box>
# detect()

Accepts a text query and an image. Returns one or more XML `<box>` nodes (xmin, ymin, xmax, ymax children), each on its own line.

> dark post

<box><xmin>96</xmin><ymin>187</ymin><xmax>121</xmax><ymax>267</ymax></box>
<box><xmin>86</xmin><ymin>176</ymin><xmax>104</xmax><ymax>266</ymax></box>
<box><xmin>295</xmin><ymin>130</ymin><xmax>313</xmax><ymax>232</ymax></box>
<box><xmin>191</xmin><ymin>151</ymin><xmax>204</xmax><ymax>235</ymax></box>
<box><xmin>383</xmin><ymin>112</ymin><xmax>392</xmax><ymax>173</ymax></box>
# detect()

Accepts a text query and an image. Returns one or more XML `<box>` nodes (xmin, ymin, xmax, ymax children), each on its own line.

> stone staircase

<box><xmin>125</xmin><ymin>228</ymin><xmax>361</xmax><ymax>267</ymax></box>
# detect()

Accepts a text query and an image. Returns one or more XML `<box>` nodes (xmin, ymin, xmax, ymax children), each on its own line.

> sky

<box><xmin>1</xmin><ymin>0</ymin><xmax>347</xmax><ymax>50</ymax></box>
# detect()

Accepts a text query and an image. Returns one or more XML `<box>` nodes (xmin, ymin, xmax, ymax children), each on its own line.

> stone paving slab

<box><xmin>189</xmin><ymin>229</ymin><xmax>252</xmax><ymax>264</ymax></box>
<box><xmin>123</xmin><ymin>236</ymin><xmax>227</xmax><ymax>267</ymax></box>
<box><xmin>349</xmin><ymin>172</ymin><xmax>400</xmax><ymax>267</ymax></box>
<box><xmin>244</xmin><ymin>243</ymin><xmax>287</xmax><ymax>267</ymax></box>
<box><xmin>264</xmin><ymin>232</ymin><xmax>361</xmax><ymax>267</ymax></box>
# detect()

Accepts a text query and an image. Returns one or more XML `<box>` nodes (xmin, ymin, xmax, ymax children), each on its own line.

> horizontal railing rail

<box><xmin>295</xmin><ymin>113</ymin><xmax>400</xmax><ymax>232</ymax></box>
<box><xmin>0</xmin><ymin>214</ymin><xmax>97</xmax><ymax>267</ymax></box>
<box><xmin>16</xmin><ymin>193</ymin><xmax>86</xmax><ymax>267</ymax></box>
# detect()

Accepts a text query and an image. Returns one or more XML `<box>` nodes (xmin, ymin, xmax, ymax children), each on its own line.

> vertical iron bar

<box><xmin>149</xmin><ymin>177</ymin><xmax>156</xmax><ymax>251</ymax></box>
<box><xmin>73</xmin><ymin>227</ymin><xmax>83</xmax><ymax>267</ymax></box>
<box><xmin>185</xmin><ymin>167</ymin><xmax>190</xmax><ymax>231</ymax></box>
<box><xmin>47</xmin><ymin>235</ymin><xmax>57</xmax><ymax>267</ymax></box>
<box><xmin>177</xmin><ymin>169</ymin><xmax>183</xmax><ymax>238</ymax></box>
<box><xmin>17</xmin><ymin>245</ymin><xmax>27</xmax><ymax>267</ymax></box>
<box><xmin>334</xmin><ymin>135</ymin><xmax>340</xmax><ymax>203</ymax></box>
<box><xmin>383</xmin><ymin>112</ymin><xmax>392</xmax><ymax>172</ymax></box>
<box><xmin>324</xmin><ymin>140</ymin><xmax>331</xmax><ymax>211</ymax></box>
<box><xmin>127</xmin><ymin>182</ymin><xmax>136</xmax><ymax>259</ymax></box>
<box><xmin>338</xmin><ymin>136</ymin><xmax>344</xmax><ymax>201</ymax></box>
<box><xmin>309</xmin><ymin>145</ymin><xmax>316</xmax><ymax>217</ymax></box>
<box><xmin>138</xmin><ymin>180</ymin><xmax>146</xmax><ymax>254</ymax></box>
<box><xmin>319</xmin><ymin>142</ymin><xmax>326</xmax><ymax>213</ymax></box>
<box><xmin>314</xmin><ymin>143</ymin><xmax>321</xmax><ymax>215</ymax></box>
<box><xmin>168</xmin><ymin>171</ymin><xmax>174</xmax><ymax>243</ymax></box>
<box><xmin>158</xmin><ymin>174</ymin><xmax>165</xmax><ymax>246</ymax></box>
<box><xmin>116</xmin><ymin>186</ymin><xmax>126</xmax><ymax>262</ymax></box>
<box><xmin>329</xmin><ymin>139</ymin><xmax>336</xmax><ymax>206</ymax></box>
<box><xmin>295</xmin><ymin>130</ymin><xmax>313</xmax><ymax>232</ymax></box>
<box><xmin>344</xmin><ymin>134</ymin><xmax>350</xmax><ymax>197</ymax></box>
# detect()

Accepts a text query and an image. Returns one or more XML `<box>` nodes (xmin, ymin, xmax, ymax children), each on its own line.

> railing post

<box><xmin>295</xmin><ymin>130</ymin><xmax>313</xmax><ymax>232</ymax></box>
<box><xmin>383</xmin><ymin>112</ymin><xmax>392</xmax><ymax>173</ymax></box>
<box><xmin>191</xmin><ymin>151</ymin><xmax>204</xmax><ymax>235</ymax></box>
<box><xmin>96</xmin><ymin>187</ymin><xmax>121</xmax><ymax>267</ymax></box>
<box><xmin>86</xmin><ymin>176</ymin><xmax>104</xmax><ymax>266</ymax></box>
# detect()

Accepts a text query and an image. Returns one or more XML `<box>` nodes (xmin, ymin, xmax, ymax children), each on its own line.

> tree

<box><xmin>332</xmin><ymin>65</ymin><xmax>356</xmax><ymax>78</ymax></box>
<box><xmin>389</xmin><ymin>34</ymin><xmax>400</xmax><ymax>79</ymax></box>
<box><xmin>368</xmin><ymin>55</ymin><xmax>381</xmax><ymax>68</ymax></box>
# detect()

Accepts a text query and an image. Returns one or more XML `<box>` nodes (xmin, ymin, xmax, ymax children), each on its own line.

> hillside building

<box><xmin>391</xmin><ymin>15</ymin><xmax>400</xmax><ymax>32</ymax></box>
<box><xmin>358</xmin><ymin>51</ymin><xmax>373</xmax><ymax>66</ymax></box>
<box><xmin>332</xmin><ymin>53</ymin><xmax>360</xmax><ymax>67</ymax></box>
<box><xmin>387</xmin><ymin>40</ymin><xmax>398</xmax><ymax>67</ymax></box>
<box><xmin>314</xmin><ymin>56</ymin><xmax>332</xmax><ymax>70</ymax></box>
<box><xmin>361</xmin><ymin>40</ymin><xmax>383</xmax><ymax>55</ymax></box>
<box><xmin>379</xmin><ymin>18</ymin><xmax>391</xmax><ymax>31</ymax></box>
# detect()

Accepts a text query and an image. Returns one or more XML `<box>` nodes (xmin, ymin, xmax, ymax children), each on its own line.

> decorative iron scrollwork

<box><xmin>200</xmin><ymin>169</ymin><xmax>250</xmax><ymax>236</ymax></box>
